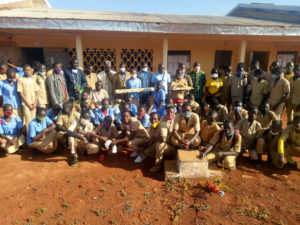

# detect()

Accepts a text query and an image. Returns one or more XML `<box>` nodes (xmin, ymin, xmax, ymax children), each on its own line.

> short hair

<box><xmin>36</xmin><ymin>107</ymin><xmax>46</xmax><ymax>116</ymax></box>
<box><xmin>63</xmin><ymin>101</ymin><xmax>73</xmax><ymax>109</ymax></box>
<box><xmin>193</xmin><ymin>62</ymin><xmax>200</xmax><ymax>67</ymax></box>
<box><xmin>3</xmin><ymin>103</ymin><xmax>12</xmax><ymax>110</ymax></box>
<box><xmin>224</xmin><ymin>119</ymin><xmax>234</xmax><ymax>128</ymax></box>
<box><xmin>101</xmin><ymin>98</ymin><xmax>109</xmax><ymax>105</ymax></box>
<box><xmin>166</xmin><ymin>105</ymin><xmax>175</xmax><ymax>111</ymax></box>
<box><xmin>150</xmin><ymin>112</ymin><xmax>159</xmax><ymax>117</ymax></box>
<box><xmin>138</xmin><ymin>105</ymin><xmax>146</xmax><ymax>111</ymax></box>
<box><xmin>53</xmin><ymin>62</ymin><xmax>62</xmax><ymax>67</ymax></box>
<box><xmin>80</xmin><ymin>101</ymin><xmax>90</xmax><ymax>109</ymax></box>
<box><xmin>81</xmin><ymin>110</ymin><xmax>90</xmax><ymax>118</ymax></box>
<box><xmin>104</xmin><ymin>115</ymin><xmax>112</xmax><ymax>123</ymax></box>
<box><xmin>6</xmin><ymin>68</ymin><xmax>15</xmax><ymax>76</ymax></box>
<box><xmin>121</xmin><ymin>110</ymin><xmax>131</xmax><ymax>116</ymax></box>
<box><xmin>0</xmin><ymin>62</ymin><xmax>7</xmax><ymax>67</ymax></box>
<box><xmin>186</xmin><ymin>93</ymin><xmax>194</xmax><ymax>99</ymax></box>
<box><xmin>210</xmin><ymin>98</ymin><xmax>219</xmax><ymax>106</ymax></box>
<box><xmin>208</xmin><ymin>109</ymin><xmax>218</xmax><ymax>118</ymax></box>
<box><xmin>182</xmin><ymin>102</ymin><xmax>190</xmax><ymax>109</ymax></box>
<box><xmin>70</xmin><ymin>57</ymin><xmax>78</xmax><ymax>65</ymax></box>
<box><xmin>23</xmin><ymin>64</ymin><xmax>31</xmax><ymax>69</ymax></box>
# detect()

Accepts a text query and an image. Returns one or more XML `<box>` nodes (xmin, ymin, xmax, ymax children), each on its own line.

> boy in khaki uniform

<box><xmin>91</xmin><ymin>81</ymin><xmax>109</xmax><ymax>109</ymax></box>
<box><xmin>210</xmin><ymin>98</ymin><xmax>229</xmax><ymax>123</ymax></box>
<box><xmin>34</xmin><ymin>64</ymin><xmax>49</xmax><ymax>109</ymax></box>
<box><xmin>200</xmin><ymin>110</ymin><xmax>221</xmax><ymax>146</ymax></box>
<box><xmin>171</xmin><ymin>103</ymin><xmax>200</xmax><ymax>149</ymax></box>
<box><xmin>145</xmin><ymin>106</ymin><xmax>177</xmax><ymax>172</ymax></box>
<box><xmin>251</xmin><ymin>120</ymin><xmax>282</xmax><ymax>165</ymax></box>
<box><xmin>56</xmin><ymin>102</ymin><xmax>80</xmax><ymax>143</ymax></box>
<box><xmin>74</xmin><ymin>91</ymin><xmax>94</xmax><ymax>111</ymax></box>
<box><xmin>228</xmin><ymin>101</ymin><xmax>248</xmax><ymax>125</ymax></box>
<box><xmin>170</xmin><ymin>69</ymin><xmax>188</xmax><ymax>101</ymax></box>
<box><xmin>186</xmin><ymin>93</ymin><xmax>200</xmax><ymax>113</ymax></box>
<box><xmin>111</xmin><ymin>110</ymin><xmax>150</xmax><ymax>159</ymax></box>
<box><xmin>237</xmin><ymin>107</ymin><xmax>262</xmax><ymax>152</ymax></box>
<box><xmin>277</xmin><ymin>116</ymin><xmax>300</xmax><ymax>169</ymax></box>
<box><xmin>17</xmin><ymin>64</ymin><xmax>39</xmax><ymax>128</ymax></box>
<box><xmin>220</xmin><ymin>66</ymin><xmax>232</xmax><ymax>109</ymax></box>
<box><xmin>287</xmin><ymin>64</ymin><xmax>300</xmax><ymax>123</ymax></box>
<box><xmin>249</xmin><ymin>69</ymin><xmax>269</xmax><ymax>107</ymax></box>
<box><xmin>257</xmin><ymin>102</ymin><xmax>278</xmax><ymax>129</ymax></box>
<box><xmin>268</xmin><ymin>67</ymin><xmax>290</xmax><ymax>119</ymax></box>
<box><xmin>67</xmin><ymin>110</ymin><xmax>98</xmax><ymax>166</ymax></box>
<box><xmin>200</xmin><ymin>120</ymin><xmax>242</xmax><ymax>170</ymax></box>
<box><xmin>84</xmin><ymin>64</ymin><xmax>98</xmax><ymax>94</ymax></box>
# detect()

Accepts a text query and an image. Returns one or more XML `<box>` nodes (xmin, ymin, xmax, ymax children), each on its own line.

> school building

<box><xmin>0</xmin><ymin>0</ymin><xmax>300</xmax><ymax>76</ymax></box>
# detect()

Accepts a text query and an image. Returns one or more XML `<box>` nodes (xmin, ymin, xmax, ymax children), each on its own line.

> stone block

<box><xmin>164</xmin><ymin>160</ymin><xmax>180</xmax><ymax>180</ymax></box>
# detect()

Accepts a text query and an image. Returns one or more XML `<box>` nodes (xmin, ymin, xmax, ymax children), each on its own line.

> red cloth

<box><xmin>173</xmin><ymin>99</ymin><xmax>184</xmax><ymax>103</ymax></box>
<box><xmin>102</xmin><ymin>110</ymin><xmax>108</xmax><ymax>116</ymax></box>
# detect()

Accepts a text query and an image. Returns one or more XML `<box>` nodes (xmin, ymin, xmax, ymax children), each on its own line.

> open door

<box><xmin>249</xmin><ymin>51</ymin><xmax>270</xmax><ymax>71</ymax></box>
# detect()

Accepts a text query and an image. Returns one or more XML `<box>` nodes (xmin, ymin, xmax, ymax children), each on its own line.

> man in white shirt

<box><xmin>151</xmin><ymin>63</ymin><xmax>171</xmax><ymax>94</ymax></box>
<box><xmin>97</xmin><ymin>60</ymin><xmax>116</xmax><ymax>97</ymax></box>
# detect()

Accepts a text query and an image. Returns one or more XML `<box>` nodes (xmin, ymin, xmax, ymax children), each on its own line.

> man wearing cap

<box><xmin>98</xmin><ymin>60</ymin><xmax>116</xmax><ymax>97</ymax></box>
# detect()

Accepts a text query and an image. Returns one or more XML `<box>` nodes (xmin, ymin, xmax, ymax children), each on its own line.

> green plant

<box><xmin>91</xmin><ymin>208</ymin><xmax>105</xmax><ymax>216</ymax></box>
<box><xmin>36</xmin><ymin>208</ymin><xmax>48</xmax><ymax>216</ymax></box>
<box><xmin>61</xmin><ymin>203</ymin><xmax>70</xmax><ymax>208</ymax></box>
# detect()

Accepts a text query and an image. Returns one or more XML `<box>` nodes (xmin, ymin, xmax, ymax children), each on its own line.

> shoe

<box><xmin>150</xmin><ymin>164</ymin><xmax>162</xmax><ymax>173</ymax></box>
<box><xmin>134</xmin><ymin>155</ymin><xmax>146</xmax><ymax>163</ymax></box>
<box><xmin>70</xmin><ymin>155</ymin><xmax>78</xmax><ymax>167</ymax></box>
<box><xmin>32</xmin><ymin>148</ymin><xmax>38</xmax><ymax>156</ymax></box>
<box><xmin>130</xmin><ymin>151</ymin><xmax>138</xmax><ymax>158</ymax></box>
<box><xmin>284</xmin><ymin>162</ymin><xmax>298</xmax><ymax>170</ymax></box>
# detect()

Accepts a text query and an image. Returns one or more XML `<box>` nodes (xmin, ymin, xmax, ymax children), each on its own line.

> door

<box><xmin>167</xmin><ymin>50</ymin><xmax>190</xmax><ymax>78</ymax></box>
<box><xmin>20</xmin><ymin>47</ymin><xmax>44</xmax><ymax>65</ymax></box>
<box><xmin>277</xmin><ymin>51</ymin><xmax>298</xmax><ymax>68</ymax></box>
<box><xmin>43</xmin><ymin>48</ymin><xmax>69</xmax><ymax>69</ymax></box>
<box><xmin>249</xmin><ymin>51</ymin><xmax>270</xmax><ymax>71</ymax></box>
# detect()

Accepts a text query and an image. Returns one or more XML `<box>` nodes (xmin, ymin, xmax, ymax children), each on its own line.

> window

<box><xmin>214</xmin><ymin>50</ymin><xmax>232</xmax><ymax>69</ymax></box>
<box><xmin>167</xmin><ymin>50</ymin><xmax>190</xmax><ymax>78</ymax></box>
<box><xmin>277</xmin><ymin>51</ymin><xmax>298</xmax><ymax>68</ymax></box>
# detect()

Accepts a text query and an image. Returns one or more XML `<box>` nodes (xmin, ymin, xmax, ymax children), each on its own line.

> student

<box><xmin>146</xmin><ymin>95</ymin><xmax>157</xmax><ymax>115</ymax></box>
<box><xmin>171</xmin><ymin>102</ymin><xmax>201</xmax><ymax>149</ymax></box>
<box><xmin>138</xmin><ymin>106</ymin><xmax>151</xmax><ymax>128</ymax></box>
<box><xmin>284</xmin><ymin>62</ymin><xmax>294</xmax><ymax>81</ymax></box>
<box><xmin>287</xmin><ymin>64</ymin><xmax>300</xmax><ymax>124</ymax></box>
<box><xmin>257</xmin><ymin>102</ymin><xmax>278</xmax><ymax>129</ymax></box>
<box><xmin>34</xmin><ymin>64</ymin><xmax>48</xmax><ymax>109</ymax></box>
<box><xmin>67</xmin><ymin>110</ymin><xmax>98</xmax><ymax>166</ymax></box>
<box><xmin>110</xmin><ymin>110</ymin><xmax>149</xmax><ymax>159</ymax></box>
<box><xmin>46</xmin><ymin>62</ymin><xmax>68</xmax><ymax>107</ymax></box>
<box><xmin>79</xmin><ymin>101</ymin><xmax>96</xmax><ymax>124</ymax></box>
<box><xmin>199</xmin><ymin>101</ymin><xmax>210</xmax><ymax>121</ymax></box>
<box><xmin>153</xmin><ymin>81</ymin><xmax>166</xmax><ymax>118</ymax></box>
<box><xmin>249</xmin><ymin>68</ymin><xmax>269</xmax><ymax>107</ymax></box>
<box><xmin>151</xmin><ymin>63</ymin><xmax>171</xmax><ymax>95</ymax></box>
<box><xmin>160</xmin><ymin>98</ymin><xmax>177</xmax><ymax>117</ymax></box>
<box><xmin>112</xmin><ymin>63</ymin><xmax>131</xmax><ymax>97</ymax></box>
<box><xmin>46</xmin><ymin>104</ymin><xmax>62</xmax><ymax>123</ymax></box>
<box><xmin>186</xmin><ymin>93</ymin><xmax>200</xmax><ymax>113</ymax></box>
<box><xmin>94</xmin><ymin>98</ymin><xmax>114</xmax><ymax>125</ymax></box>
<box><xmin>56</xmin><ymin>101</ymin><xmax>80</xmax><ymax>144</ymax></box>
<box><xmin>74</xmin><ymin>90</ymin><xmax>94</xmax><ymax>111</ymax></box>
<box><xmin>17</xmin><ymin>64</ymin><xmax>39</xmax><ymax>128</ymax></box>
<box><xmin>220</xmin><ymin>66</ymin><xmax>232</xmax><ymax>109</ymax></box>
<box><xmin>178</xmin><ymin>63</ymin><xmax>193</xmax><ymax>87</ymax></box>
<box><xmin>91</xmin><ymin>81</ymin><xmax>109</xmax><ymax>109</ymax></box>
<box><xmin>228</xmin><ymin>101</ymin><xmax>248</xmax><ymax>125</ymax></box>
<box><xmin>138</xmin><ymin>62</ymin><xmax>153</xmax><ymax>105</ymax></box>
<box><xmin>0</xmin><ymin>62</ymin><xmax>8</xmax><ymax>81</ymax></box>
<box><xmin>170</xmin><ymin>69</ymin><xmax>188</xmax><ymax>103</ymax></box>
<box><xmin>0</xmin><ymin>104</ymin><xmax>25</xmax><ymax>154</ymax></box>
<box><xmin>277</xmin><ymin>115</ymin><xmax>300</xmax><ymax>169</ymax></box>
<box><xmin>126</xmin><ymin>68</ymin><xmax>142</xmax><ymax>107</ymax></box>
<box><xmin>200</xmin><ymin>120</ymin><xmax>241</xmax><ymax>170</ymax></box>
<box><xmin>84</xmin><ymin>64</ymin><xmax>98</xmax><ymax>94</ymax></box>
<box><xmin>237</xmin><ymin>107</ymin><xmax>262</xmax><ymax>153</ymax></box>
<box><xmin>90</xmin><ymin>116</ymin><xmax>118</xmax><ymax>152</ymax></box>
<box><xmin>205</xmin><ymin>68</ymin><xmax>223</xmax><ymax>104</ymax></box>
<box><xmin>251</xmin><ymin>120</ymin><xmax>282</xmax><ymax>165</ymax></box>
<box><xmin>0</xmin><ymin>68</ymin><xmax>23</xmax><ymax>119</ymax></box>
<box><xmin>200</xmin><ymin>110</ymin><xmax>221</xmax><ymax>147</ymax></box>
<box><xmin>268</xmin><ymin>67</ymin><xmax>290</xmax><ymax>119</ymax></box>
<box><xmin>27</xmin><ymin>107</ymin><xmax>57</xmax><ymax>153</ymax></box>
<box><xmin>210</xmin><ymin>98</ymin><xmax>229</xmax><ymax>123</ymax></box>
<box><xmin>188</xmin><ymin>62</ymin><xmax>206</xmax><ymax>104</ymax></box>
<box><xmin>146</xmin><ymin>106</ymin><xmax>177</xmax><ymax>172</ymax></box>
<box><xmin>229</xmin><ymin>63</ymin><xmax>247</xmax><ymax>105</ymax></box>
<box><xmin>128</xmin><ymin>97</ymin><xmax>138</xmax><ymax>117</ymax></box>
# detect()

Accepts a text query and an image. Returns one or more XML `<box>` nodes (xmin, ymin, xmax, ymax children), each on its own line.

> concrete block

<box><xmin>164</xmin><ymin>160</ymin><xmax>180</xmax><ymax>180</ymax></box>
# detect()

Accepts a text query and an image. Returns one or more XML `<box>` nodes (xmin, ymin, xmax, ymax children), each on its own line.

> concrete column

<box><xmin>75</xmin><ymin>35</ymin><xmax>84</xmax><ymax>68</ymax></box>
<box><xmin>238</xmin><ymin>39</ymin><xmax>247</xmax><ymax>63</ymax></box>
<box><xmin>163</xmin><ymin>37</ymin><xmax>168</xmax><ymax>68</ymax></box>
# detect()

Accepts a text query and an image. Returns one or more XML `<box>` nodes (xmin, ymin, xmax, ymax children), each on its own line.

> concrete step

<box><xmin>164</xmin><ymin>160</ymin><xmax>180</xmax><ymax>180</ymax></box>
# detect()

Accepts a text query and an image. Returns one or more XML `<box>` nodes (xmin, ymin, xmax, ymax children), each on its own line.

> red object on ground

<box><xmin>206</xmin><ymin>182</ymin><xmax>220</xmax><ymax>195</ymax></box>
<box><xmin>98</xmin><ymin>154</ymin><xmax>105</xmax><ymax>161</ymax></box>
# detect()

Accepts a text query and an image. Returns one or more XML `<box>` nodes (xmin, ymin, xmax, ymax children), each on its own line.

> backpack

<box><xmin>218</xmin><ymin>129</ymin><xmax>240</xmax><ymax>148</ymax></box>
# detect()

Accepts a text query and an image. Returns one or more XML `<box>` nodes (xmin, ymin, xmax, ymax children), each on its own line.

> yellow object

<box><xmin>278</xmin><ymin>137</ymin><xmax>286</xmax><ymax>154</ymax></box>
<box><xmin>205</xmin><ymin>78</ymin><xmax>223</xmax><ymax>96</ymax></box>
<box><xmin>151</xmin><ymin>120</ymin><xmax>160</xmax><ymax>129</ymax></box>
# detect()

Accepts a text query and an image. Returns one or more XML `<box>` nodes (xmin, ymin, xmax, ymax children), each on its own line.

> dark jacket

<box><xmin>63</xmin><ymin>67</ymin><xmax>87</xmax><ymax>100</ymax></box>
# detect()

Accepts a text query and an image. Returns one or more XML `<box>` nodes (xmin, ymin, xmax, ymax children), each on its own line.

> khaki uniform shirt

<box><xmin>57</xmin><ymin>111</ymin><xmax>80</xmax><ymax>129</ymax></box>
<box><xmin>290</xmin><ymin>77</ymin><xmax>300</xmax><ymax>105</ymax></box>
<box><xmin>74</xmin><ymin>98</ymin><xmax>94</xmax><ymax>111</ymax></box>
<box><xmin>268</xmin><ymin>77</ymin><xmax>290</xmax><ymax>106</ymax></box>
<box><xmin>120</xmin><ymin>117</ymin><xmax>150</xmax><ymax>140</ymax></box>
<box><xmin>160</xmin><ymin>116</ymin><xmax>175</xmax><ymax>144</ymax></box>
<box><xmin>281</xmin><ymin>125</ymin><xmax>300</xmax><ymax>150</ymax></box>
<box><xmin>17</xmin><ymin>76</ymin><xmax>39</xmax><ymax>105</ymax></box>
<box><xmin>257</xmin><ymin>111</ymin><xmax>277</xmax><ymax>129</ymax></box>
<box><xmin>250</xmin><ymin>79</ymin><xmax>269</xmax><ymax>106</ymax></box>
<box><xmin>149</xmin><ymin>125</ymin><xmax>161</xmax><ymax>139</ymax></box>
<box><xmin>91</xmin><ymin>89</ymin><xmax>109</xmax><ymax>108</ymax></box>
<box><xmin>173</xmin><ymin>112</ymin><xmax>200</xmax><ymax>134</ymax></box>
<box><xmin>216</xmin><ymin>104</ymin><xmax>229</xmax><ymax>122</ymax></box>
<box><xmin>92</xmin><ymin>124</ymin><xmax>118</xmax><ymax>139</ymax></box>
<box><xmin>230</xmin><ymin>76</ymin><xmax>247</xmax><ymax>97</ymax></box>
<box><xmin>68</xmin><ymin>119</ymin><xmax>94</xmax><ymax>134</ymax></box>
<box><xmin>256</xmin><ymin>128</ymin><xmax>281</xmax><ymax>151</ymax></box>
<box><xmin>237</xmin><ymin>119</ymin><xmax>262</xmax><ymax>148</ymax></box>
<box><xmin>209</xmin><ymin>130</ymin><xmax>241</xmax><ymax>153</ymax></box>
<box><xmin>200</xmin><ymin>120</ymin><xmax>221</xmax><ymax>146</ymax></box>
<box><xmin>220</xmin><ymin>75</ymin><xmax>232</xmax><ymax>103</ymax></box>
<box><xmin>170</xmin><ymin>78</ymin><xmax>188</xmax><ymax>99</ymax></box>
<box><xmin>228</xmin><ymin>109</ymin><xmax>248</xmax><ymax>125</ymax></box>
<box><xmin>190</xmin><ymin>101</ymin><xmax>200</xmax><ymax>113</ymax></box>
<box><xmin>85</xmin><ymin>73</ymin><xmax>98</xmax><ymax>91</ymax></box>
<box><xmin>34</xmin><ymin>74</ymin><xmax>48</xmax><ymax>106</ymax></box>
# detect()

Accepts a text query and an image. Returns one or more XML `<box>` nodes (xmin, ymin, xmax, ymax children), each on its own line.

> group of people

<box><xmin>0</xmin><ymin>57</ymin><xmax>299</xmax><ymax>173</ymax></box>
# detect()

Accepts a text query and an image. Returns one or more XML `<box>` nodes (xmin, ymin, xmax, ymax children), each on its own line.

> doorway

<box><xmin>20</xmin><ymin>47</ymin><xmax>44</xmax><ymax>65</ymax></box>
<box><xmin>167</xmin><ymin>50</ymin><xmax>191</xmax><ymax>78</ymax></box>
<box><xmin>249</xmin><ymin>51</ymin><xmax>270</xmax><ymax>71</ymax></box>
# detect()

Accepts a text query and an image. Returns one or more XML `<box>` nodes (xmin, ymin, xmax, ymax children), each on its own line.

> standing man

<box><xmin>64</xmin><ymin>57</ymin><xmax>87</xmax><ymax>101</ymax></box>
<box><xmin>46</xmin><ymin>62</ymin><xmax>68</xmax><ymax>107</ymax></box>
<box><xmin>138</xmin><ymin>62</ymin><xmax>153</xmax><ymax>105</ymax></box>
<box><xmin>151</xmin><ymin>63</ymin><xmax>171</xmax><ymax>95</ymax></box>
<box><xmin>84</xmin><ymin>64</ymin><xmax>98</xmax><ymax>94</ymax></box>
<box><xmin>98</xmin><ymin>60</ymin><xmax>116</xmax><ymax>98</ymax></box>
<box><xmin>188</xmin><ymin>62</ymin><xmax>206</xmax><ymax>104</ymax></box>
<box><xmin>112</xmin><ymin>63</ymin><xmax>131</xmax><ymax>98</ymax></box>
<box><xmin>126</xmin><ymin>68</ymin><xmax>142</xmax><ymax>107</ymax></box>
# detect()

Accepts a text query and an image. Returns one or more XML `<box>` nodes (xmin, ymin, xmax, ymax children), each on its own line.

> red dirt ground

<box><xmin>0</xmin><ymin>112</ymin><xmax>300</xmax><ymax>225</ymax></box>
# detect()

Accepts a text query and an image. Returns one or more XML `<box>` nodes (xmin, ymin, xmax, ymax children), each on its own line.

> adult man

<box><xmin>112</xmin><ymin>63</ymin><xmax>131</xmax><ymax>96</ymax></box>
<box><xmin>267</xmin><ymin>67</ymin><xmax>290</xmax><ymax>119</ymax></box>
<box><xmin>284</xmin><ymin>62</ymin><xmax>295</xmax><ymax>124</ymax></box>
<box><xmin>248</xmin><ymin>60</ymin><xmax>265</xmax><ymax>81</ymax></box>
<box><xmin>138</xmin><ymin>62</ymin><xmax>153</xmax><ymax>105</ymax></box>
<box><xmin>98</xmin><ymin>60</ymin><xmax>116</xmax><ymax>97</ymax></box>
<box><xmin>126</xmin><ymin>68</ymin><xmax>142</xmax><ymax>107</ymax></box>
<box><xmin>288</xmin><ymin>64</ymin><xmax>300</xmax><ymax>123</ymax></box>
<box><xmin>46</xmin><ymin>62</ymin><xmax>68</xmax><ymax>107</ymax></box>
<box><xmin>64</xmin><ymin>57</ymin><xmax>87</xmax><ymax>100</ymax></box>
<box><xmin>188</xmin><ymin>62</ymin><xmax>206</xmax><ymax>104</ymax></box>
<box><xmin>201</xmin><ymin>120</ymin><xmax>241</xmax><ymax>170</ymax></box>
<box><xmin>257</xmin><ymin>102</ymin><xmax>278</xmax><ymax>129</ymax></box>
<box><xmin>171</xmin><ymin>102</ymin><xmax>201</xmax><ymax>149</ymax></box>
<box><xmin>151</xmin><ymin>63</ymin><xmax>171</xmax><ymax>94</ymax></box>
<box><xmin>249</xmin><ymin>68</ymin><xmax>269</xmax><ymax>107</ymax></box>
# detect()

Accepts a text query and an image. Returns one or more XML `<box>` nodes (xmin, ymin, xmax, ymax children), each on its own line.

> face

<box><xmin>270</xmin><ymin>62</ymin><xmax>279</xmax><ymax>73</ymax></box>
<box><xmin>81</xmin><ymin>104</ymin><xmax>89</xmax><ymax>111</ymax></box>
<box><xmin>128</xmin><ymin>97</ymin><xmax>133</xmax><ymax>103</ymax></box>
<box><xmin>260</xmin><ymin>104</ymin><xmax>269</xmax><ymax>114</ymax></box>
<box><xmin>252</xmin><ymin>62</ymin><xmax>259</xmax><ymax>70</ymax></box>
<box><xmin>158</xmin><ymin>64</ymin><xmax>165</xmax><ymax>73</ymax></box>
<box><xmin>180</xmin><ymin>65</ymin><xmax>186</xmax><ymax>73</ymax></box>
<box><xmin>249</xmin><ymin>109</ymin><xmax>258</xmax><ymax>121</ymax></box>
<box><xmin>138</xmin><ymin>107</ymin><xmax>145</xmax><ymax>116</ymax></box>
<box><xmin>105</xmin><ymin>65</ymin><xmax>112</xmax><ymax>72</ymax></box>
<box><xmin>102</xmin><ymin>100</ymin><xmax>109</xmax><ymax>108</ymax></box>
<box><xmin>121</xmin><ymin>112</ymin><xmax>131</xmax><ymax>124</ymax></box>
<box><xmin>63</xmin><ymin>105</ymin><xmax>72</xmax><ymax>114</ymax></box>
<box><xmin>96</xmin><ymin>82</ymin><xmax>103</xmax><ymax>90</ymax></box>
<box><xmin>271</xmin><ymin>123</ymin><xmax>281</xmax><ymax>134</ymax></box>
<box><xmin>87</xmin><ymin>66</ymin><xmax>93</xmax><ymax>74</ymax></box>
<box><xmin>82</xmin><ymin>92</ymin><xmax>89</xmax><ymax>100</ymax></box>
<box><xmin>81</xmin><ymin>112</ymin><xmax>90</xmax><ymax>121</ymax></box>
<box><xmin>182</xmin><ymin>105</ymin><xmax>191</xmax><ymax>114</ymax></box>
<box><xmin>176</xmin><ymin>71</ymin><xmax>182</xmax><ymax>79</ymax></box>
<box><xmin>37</xmin><ymin>111</ymin><xmax>46</xmax><ymax>122</ymax></box>
<box><xmin>24</xmin><ymin>66</ymin><xmax>32</xmax><ymax>75</ymax></box>
<box><xmin>157</xmin><ymin>82</ymin><xmax>162</xmax><ymax>90</ymax></box>
<box><xmin>71</xmin><ymin>60</ymin><xmax>79</xmax><ymax>69</ymax></box>
<box><xmin>39</xmin><ymin>65</ymin><xmax>46</xmax><ymax>73</ymax></box>
<box><xmin>194</xmin><ymin>63</ymin><xmax>200</xmax><ymax>71</ymax></box>
<box><xmin>123</xmin><ymin>104</ymin><xmax>130</xmax><ymax>111</ymax></box>
<box><xmin>7</xmin><ymin>73</ymin><xmax>16</xmax><ymax>82</ymax></box>
<box><xmin>168</xmin><ymin>98</ymin><xmax>174</xmax><ymax>105</ymax></box>
<box><xmin>4</xmin><ymin>105</ymin><xmax>13</xmax><ymax>117</ymax></box>
<box><xmin>166</xmin><ymin>108</ymin><xmax>175</xmax><ymax>118</ymax></box>
<box><xmin>224</xmin><ymin>123</ymin><xmax>234</xmax><ymax>137</ymax></box>
<box><xmin>55</xmin><ymin>64</ymin><xmax>62</xmax><ymax>70</ymax></box>
<box><xmin>293</xmin><ymin>118</ymin><xmax>300</xmax><ymax>131</ymax></box>
<box><xmin>0</xmin><ymin>65</ymin><xmax>7</xmax><ymax>74</ymax></box>
<box><xmin>103</xmin><ymin>118</ymin><xmax>112</xmax><ymax>129</ymax></box>
<box><xmin>150</xmin><ymin>114</ymin><xmax>159</xmax><ymax>124</ymax></box>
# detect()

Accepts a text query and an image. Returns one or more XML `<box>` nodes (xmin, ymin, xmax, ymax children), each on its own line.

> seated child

<box><xmin>200</xmin><ymin>109</ymin><xmax>221</xmax><ymax>147</ymax></box>
<box><xmin>228</xmin><ymin>101</ymin><xmax>248</xmax><ymax>125</ymax></box>
<box><xmin>91</xmin><ymin>81</ymin><xmax>109</xmax><ymax>109</ymax></box>
<box><xmin>94</xmin><ymin>98</ymin><xmax>115</xmax><ymax>125</ymax></box>
<box><xmin>186</xmin><ymin>93</ymin><xmax>200</xmax><ymax>113</ymax></box>
<box><xmin>46</xmin><ymin>104</ymin><xmax>62</xmax><ymax>123</ymax></box>
<box><xmin>138</xmin><ymin>105</ymin><xmax>151</xmax><ymax>128</ymax></box>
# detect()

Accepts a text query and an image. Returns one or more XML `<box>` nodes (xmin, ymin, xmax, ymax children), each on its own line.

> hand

<box><xmin>111</xmin><ymin>139</ymin><xmax>117</xmax><ymax>146</ymax></box>
<box><xmin>277</xmin><ymin>153</ymin><xmax>284</xmax><ymax>168</ymax></box>
<box><xmin>7</xmin><ymin>139</ymin><xmax>15</xmax><ymax>146</ymax></box>
<box><xmin>102</xmin><ymin>137</ymin><xmax>108</xmax><ymax>142</ymax></box>
<box><xmin>81</xmin><ymin>136</ymin><xmax>89</xmax><ymax>145</ymax></box>
<box><xmin>215</xmin><ymin>152</ymin><xmax>224</xmax><ymax>159</ymax></box>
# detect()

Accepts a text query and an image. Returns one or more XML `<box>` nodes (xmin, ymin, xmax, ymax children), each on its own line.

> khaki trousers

<box><xmin>144</xmin><ymin>142</ymin><xmax>177</xmax><ymax>165</ymax></box>
<box><xmin>57</xmin><ymin>131</ymin><xmax>67</xmax><ymax>143</ymax></box>
<box><xmin>29</xmin><ymin>130</ymin><xmax>57</xmax><ymax>153</ymax></box>
<box><xmin>285</xmin><ymin>145</ymin><xmax>300</xmax><ymax>164</ymax></box>
<box><xmin>206</xmin><ymin>149</ymin><xmax>237</xmax><ymax>168</ymax></box>
<box><xmin>273</xmin><ymin>102</ymin><xmax>285</xmax><ymax>120</ymax></box>
<box><xmin>171</xmin><ymin>132</ymin><xmax>200</xmax><ymax>147</ymax></box>
<box><xmin>128</xmin><ymin>137</ymin><xmax>148</xmax><ymax>152</ymax></box>
<box><xmin>68</xmin><ymin>137</ymin><xmax>99</xmax><ymax>155</ymax></box>
<box><xmin>0</xmin><ymin>135</ymin><xmax>25</xmax><ymax>153</ymax></box>
<box><xmin>22</xmin><ymin>104</ymin><xmax>36</xmax><ymax>129</ymax></box>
